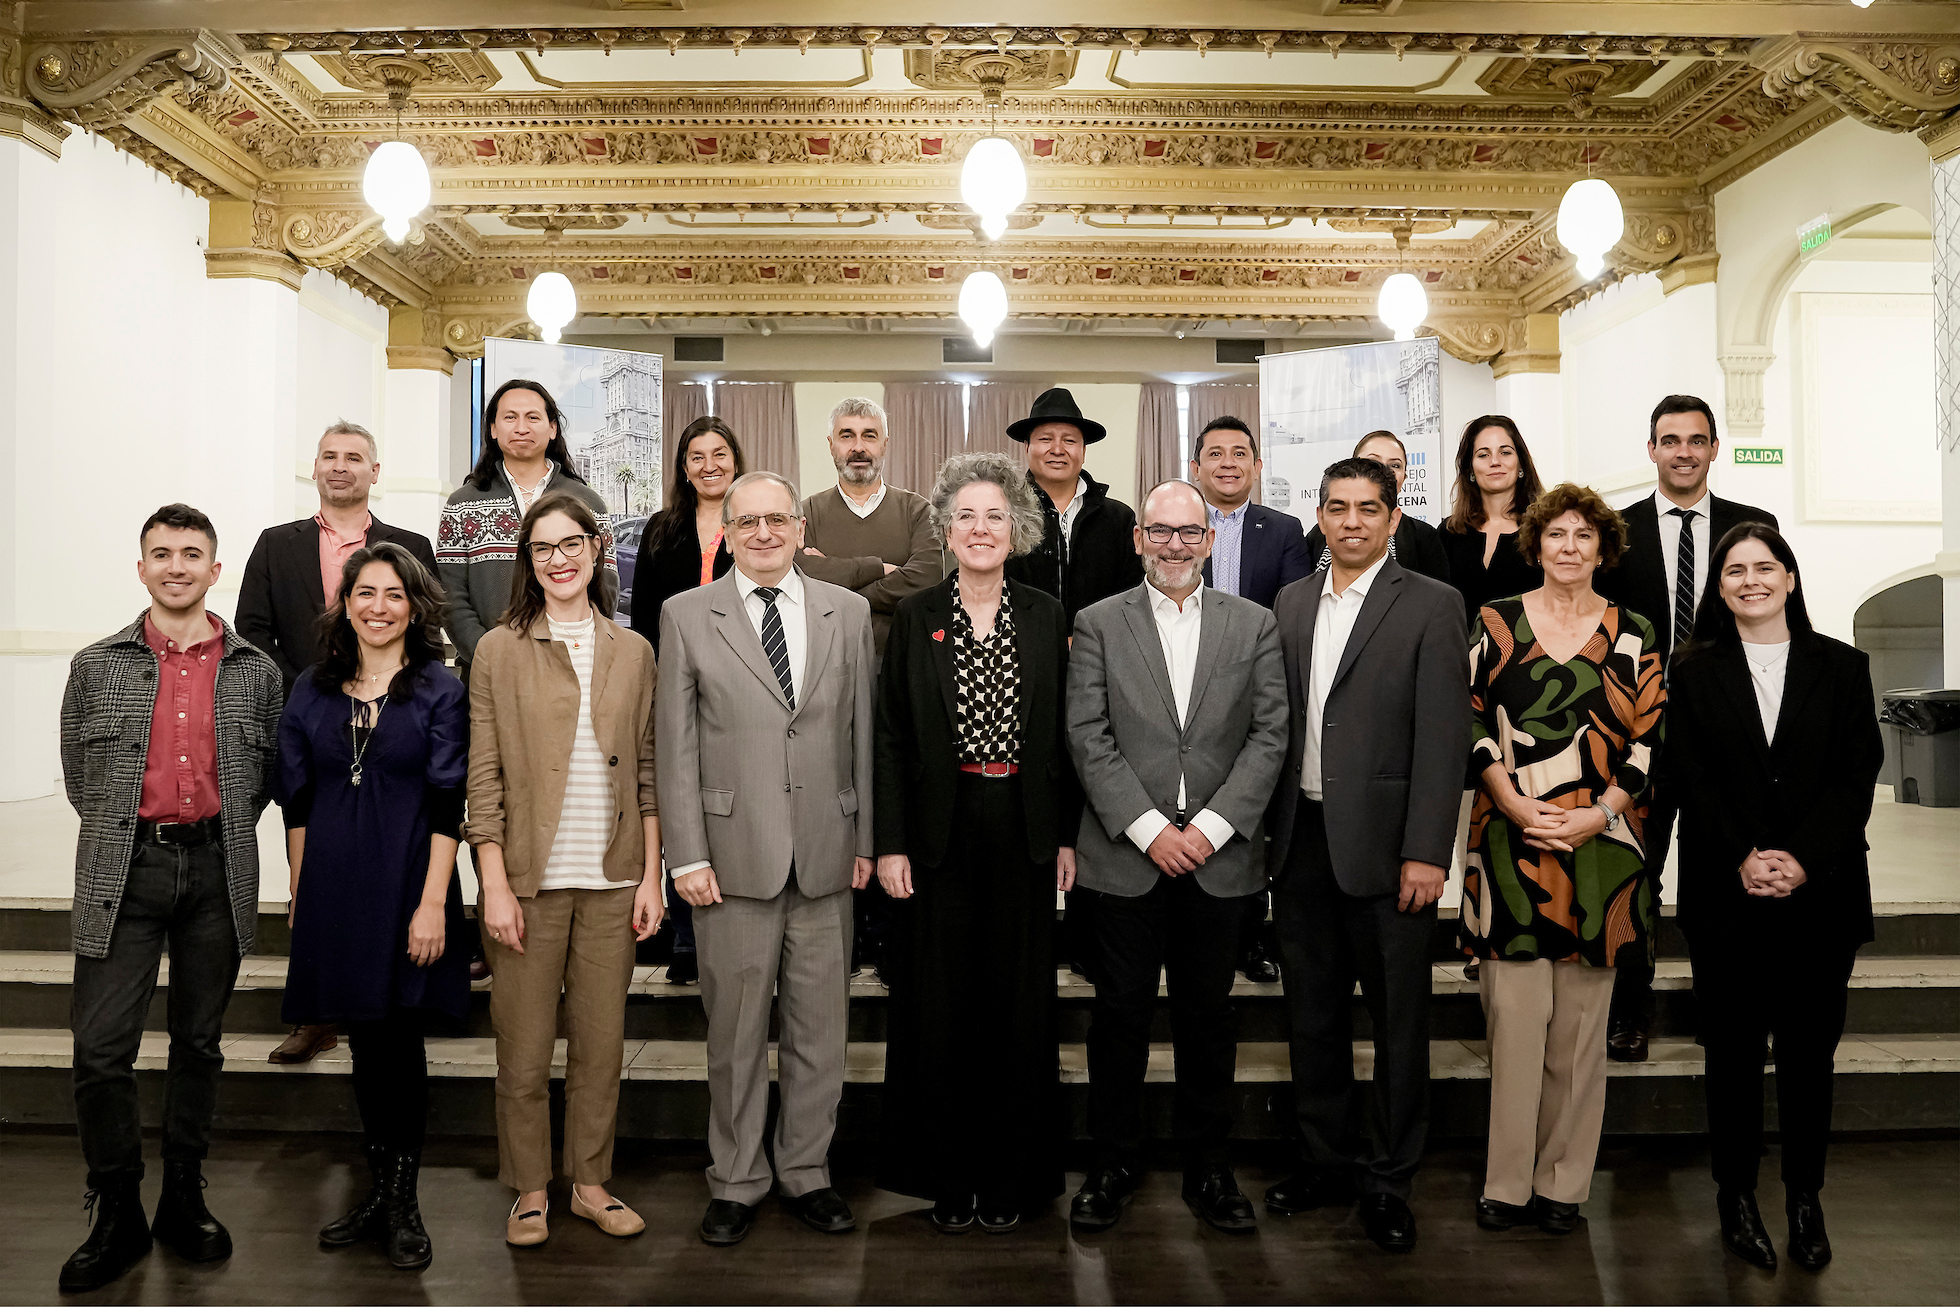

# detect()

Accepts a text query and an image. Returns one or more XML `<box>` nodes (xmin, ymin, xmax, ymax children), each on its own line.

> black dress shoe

<box><xmin>931</xmin><ymin>1195</ymin><xmax>976</xmax><ymax>1234</ymax></box>
<box><xmin>319</xmin><ymin>1144</ymin><xmax>390</xmax><ymax>1247</ymax></box>
<box><xmin>1358</xmin><ymin>1194</ymin><xmax>1417</xmax><ymax>1252</ymax></box>
<box><xmin>1264</xmin><ymin>1169</ymin><xmax>1357</xmax><ymax>1216</ymax></box>
<box><xmin>1069</xmin><ymin>1163</ymin><xmax>1139</xmax><ymax>1231</ymax></box>
<box><xmin>1183</xmin><ymin>1169</ymin><xmax>1257</xmax><ymax>1233</ymax></box>
<box><xmin>380</xmin><ymin>1151</ymin><xmax>432</xmax><ymax>1271</ymax></box>
<box><xmin>699</xmin><ymin>1199</ymin><xmax>756</xmax><ymax>1246</ymax></box>
<box><xmin>786</xmin><ymin>1187</ymin><xmax>855</xmax><ymax>1234</ymax></box>
<box><xmin>59</xmin><ymin>1179</ymin><xmax>152</xmax><ymax>1293</ymax></box>
<box><xmin>1717</xmin><ymin>1189</ymin><xmax>1777</xmax><ymax>1270</ymax></box>
<box><xmin>1535</xmin><ymin>1198</ymin><xmax>1581</xmax><ymax>1235</ymax></box>
<box><xmin>1606</xmin><ymin>1016</ymin><xmax>1650</xmax><ymax>1063</ymax></box>
<box><xmin>1787</xmin><ymin>1192</ymin><xmax>1831</xmax><ymax>1271</ymax></box>
<box><xmin>666</xmin><ymin>952</ymin><xmax>698</xmax><ymax>985</ymax></box>
<box><xmin>151</xmin><ymin>1161</ymin><xmax>232</xmax><ymax>1262</ymax></box>
<box><xmin>1475</xmin><ymin>1197</ymin><xmax>1533</xmax><ymax>1231</ymax></box>
<box><xmin>1464</xmin><ymin>958</ymin><xmax>1482</xmax><ymax>982</ymax></box>
<box><xmin>1238</xmin><ymin>941</ymin><xmax>1281</xmax><ymax>984</ymax></box>
<box><xmin>976</xmin><ymin>1199</ymin><xmax>1020</xmax><ymax>1234</ymax></box>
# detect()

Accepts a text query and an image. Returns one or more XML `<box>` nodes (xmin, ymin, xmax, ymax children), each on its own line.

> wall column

<box><xmin>1931</xmin><ymin>137</ymin><xmax>1960</xmax><ymax>686</ymax></box>
<box><xmin>1492</xmin><ymin>313</ymin><xmax>1565</xmax><ymax>483</ymax></box>
<box><xmin>384</xmin><ymin>306</ymin><xmax>456</xmax><ymax>544</ymax></box>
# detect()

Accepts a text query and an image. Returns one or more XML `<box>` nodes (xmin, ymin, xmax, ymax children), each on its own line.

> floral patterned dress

<box><xmin>1460</xmin><ymin>597</ymin><xmax>1666</xmax><ymax>968</ymax></box>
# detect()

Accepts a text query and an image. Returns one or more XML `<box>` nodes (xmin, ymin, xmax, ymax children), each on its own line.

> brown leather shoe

<box><xmin>1606</xmin><ymin>1017</ymin><xmax>1649</xmax><ymax>1063</ymax></box>
<box><xmin>267</xmin><ymin>1024</ymin><xmax>338</xmax><ymax>1064</ymax></box>
<box><xmin>570</xmin><ymin>1188</ymin><xmax>645</xmax><ymax>1237</ymax></box>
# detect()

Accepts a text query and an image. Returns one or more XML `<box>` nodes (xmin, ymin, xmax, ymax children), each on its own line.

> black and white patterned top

<box><xmin>951</xmin><ymin>576</ymin><xmax>1023</xmax><ymax>765</ymax></box>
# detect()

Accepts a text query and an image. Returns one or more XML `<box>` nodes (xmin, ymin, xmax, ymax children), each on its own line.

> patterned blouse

<box><xmin>1460</xmin><ymin>597</ymin><xmax>1666</xmax><ymax>968</ymax></box>
<box><xmin>950</xmin><ymin>576</ymin><xmax>1023</xmax><ymax>765</ymax></box>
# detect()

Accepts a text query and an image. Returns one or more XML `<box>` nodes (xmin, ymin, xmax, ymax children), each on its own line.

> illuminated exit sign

<box><xmin>1733</xmin><ymin>446</ymin><xmax>1784</xmax><ymax>466</ymax></box>
<box><xmin>1797</xmin><ymin>213</ymin><xmax>1833</xmax><ymax>260</ymax></box>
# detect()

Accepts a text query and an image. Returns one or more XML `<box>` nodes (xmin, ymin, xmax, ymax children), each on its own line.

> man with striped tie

<box><xmin>1598</xmin><ymin>394</ymin><xmax>1777</xmax><ymax>1062</ymax></box>
<box><xmin>657</xmin><ymin>471</ymin><xmax>877</xmax><ymax>1247</ymax></box>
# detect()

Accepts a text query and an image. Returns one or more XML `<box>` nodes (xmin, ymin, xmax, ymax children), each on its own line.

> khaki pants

<box><xmin>1480</xmin><ymin>958</ymin><xmax>1617</xmax><ymax>1207</ymax></box>
<box><xmin>485</xmin><ymin>884</ymin><xmax>637</xmax><ymax>1192</ymax></box>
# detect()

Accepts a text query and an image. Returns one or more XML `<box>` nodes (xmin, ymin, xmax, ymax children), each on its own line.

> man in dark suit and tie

<box><xmin>1596</xmin><ymin>394</ymin><xmax>1777</xmax><ymax>1062</ymax></box>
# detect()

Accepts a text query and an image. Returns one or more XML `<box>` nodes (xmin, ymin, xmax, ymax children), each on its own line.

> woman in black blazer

<box><xmin>1668</xmin><ymin>523</ymin><xmax>1882</xmax><ymax>1275</ymax></box>
<box><xmin>872</xmin><ymin>451</ymin><xmax>1083</xmax><ymax>1235</ymax></box>
<box><xmin>1437</xmin><ymin>415</ymin><xmax>1545</xmax><ymax>624</ymax></box>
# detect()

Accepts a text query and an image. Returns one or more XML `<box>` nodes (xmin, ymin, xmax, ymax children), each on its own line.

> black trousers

<box><xmin>1274</xmin><ymin>796</ymin><xmax>1435</xmax><ymax>1200</ymax></box>
<box><xmin>348</xmin><ymin>1014</ymin><xmax>430</xmax><ymax>1153</ymax></box>
<box><xmin>1610</xmin><ymin>801</ymin><xmax>1675</xmax><ymax>1027</ymax></box>
<box><xmin>1692</xmin><ymin>936</ymin><xmax>1857</xmax><ymax>1195</ymax></box>
<box><xmin>71</xmin><ymin>839</ymin><xmax>240</xmax><ymax>1188</ymax></box>
<box><xmin>1075</xmin><ymin>871</ymin><xmax>1255</xmax><ymax>1171</ymax></box>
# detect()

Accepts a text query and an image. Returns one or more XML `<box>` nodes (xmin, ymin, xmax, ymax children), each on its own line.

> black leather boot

<box><xmin>58</xmin><ymin>1177</ymin><xmax>152</xmax><ymax>1293</ymax></box>
<box><xmin>319</xmin><ymin>1144</ymin><xmax>391</xmax><ymax>1247</ymax></box>
<box><xmin>1717</xmin><ymin>1189</ymin><xmax>1777</xmax><ymax>1270</ymax></box>
<box><xmin>1787</xmin><ymin>1191</ymin><xmax>1832</xmax><ymax>1271</ymax></box>
<box><xmin>151</xmin><ymin>1161</ymin><xmax>231</xmax><ymax>1263</ymax></box>
<box><xmin>381</xmin><ymin>1151</ymin><xmax>433</xmax><ymax>1271</ymax></box>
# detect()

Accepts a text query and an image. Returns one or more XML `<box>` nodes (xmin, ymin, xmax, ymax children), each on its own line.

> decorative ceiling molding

<box><xmin>310</xmin><ymin>50</ymin><xmax>500</xmax><ymax>96</ymax></box>
<box><xmin>1752</xmin><ymin>36</ymin><xmax>1960</xmax><ymax>134</ymax></box>
<box><xmin>24</xmin><ymin>30</ymin><xmax>238</xmax><ymax>130</ymax></box>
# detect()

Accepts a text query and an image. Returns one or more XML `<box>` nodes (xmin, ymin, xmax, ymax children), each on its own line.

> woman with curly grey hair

<box><xmin>872</xmin><ymin>452</ymin><xmax>1082</xmax><ymax>1233</ymax></box>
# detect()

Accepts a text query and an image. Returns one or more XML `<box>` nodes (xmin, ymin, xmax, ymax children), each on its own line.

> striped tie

<box><xmin>754</xmin><ymin>586</ymin><xmax>795</xmax><ymax>710</ymax></box>
<box><xmin>1668</xmin><ymin>507</ymin><xmax>1697</xmax><ymax>651</ymax></box>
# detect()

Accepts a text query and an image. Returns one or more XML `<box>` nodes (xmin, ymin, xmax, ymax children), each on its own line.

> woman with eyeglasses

<box><xmin>873</xmin><ymin>452</ymin><xmax>1081</xmax><ymax>1234</ymax></box>
<box><xmin>465</xmin><ymin>493</ymin><xmax>663</xmax><ymax>1247</ymax></box>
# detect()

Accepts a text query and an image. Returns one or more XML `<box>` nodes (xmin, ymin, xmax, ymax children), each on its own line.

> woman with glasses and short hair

<box><xmin>466</xmin><ymin>493</ymin><xmax>662</xmax><ymax>1247</ymax></box>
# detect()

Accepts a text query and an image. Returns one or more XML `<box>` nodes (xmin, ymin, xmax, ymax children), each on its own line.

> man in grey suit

<box><xmin>1065</xmin><ymin>480</ymin><xmax>1289</xmax><ymax>1234</ymax></box>
<box><xmin>657</xmin><ymin>471</ymin><xmax>877</xmax><ymax>1247</ymax></box>
<box><xmin>1261</xmin><ymin>457</ymin><xmax>1471</xmax><ymax>1253</ymax></box>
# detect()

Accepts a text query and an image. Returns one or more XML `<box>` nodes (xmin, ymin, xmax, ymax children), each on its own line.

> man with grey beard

<box><xmin>1064</xmin><ymin>479</ymin><xmax>1289</xmax><ymax>1234</ymax></box>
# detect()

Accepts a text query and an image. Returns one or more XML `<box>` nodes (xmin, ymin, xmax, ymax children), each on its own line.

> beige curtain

<box><xmin>882</xmin><ymin>381</ymin><xmax>967</xmax><ymax>495</ymax></box>
<box><xmin>711</xmin><ymin>381</ymin><xmax>799</xmax><ymax>480</ymax></box>
<box><xmin>963</xmin><ymin>382</ymin><xmax>1044</xmax><ymax>465</ymax></box>
<box><xmin>1186</xmin><ymin>381</ymin><xmax>1263</xmax><ymax>504</ymax></box>
<box><xmin>663</xmin><ymin>381</ymin><xmax>713</xmax><ymax>499</ymax></box>
<box><xmin>1135</xmin><ymin>381</ymin><xmax>1182</xmax><ymax>499</ymax></box>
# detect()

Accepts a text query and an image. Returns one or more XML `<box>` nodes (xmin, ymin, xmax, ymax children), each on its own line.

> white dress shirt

<box><xmin>1744</xmin><ymin>638</ymin><xmax>1791</xmax><ymax>744</ymax></box>
<box><xmin>1654</xmin><ymin>487</ymin><xmax>1713</xmax><ymax>622</ymax></box>
<box><xmin>1206</xmin><ymin>500</ymin><xmax>1250</xmax><ymax>598</ymax></box>
<box><xmin>1300</xmin><ymin>551</ymin><xmax>1390</xmax><ymax>801</ymax></box>
<box><xmin>1054</xmin><ymin>473</ymin><xmax>1090</xmax><ymax>559</ymax></box>
<box><xmin>1121</xmin><ymin>583</ymin><xmax>1238</xmax><ymax>858</ymax></box>
<box><xmin>840</xmin><ymin>482</ymin><xmax>888</xmax><ymax>519</ymax></box>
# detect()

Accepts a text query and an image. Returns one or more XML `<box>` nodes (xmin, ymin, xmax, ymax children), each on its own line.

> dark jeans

<box><xmin>71</xmin><ymin>839</ymin><xmax>240</xmax><ymax>1188</ymax></box>
<box><xmin>349</xmin><ymin>1014</ymin><xmax>429</xmax><ymax>1153</ymax></box>
<box><xmin>1075</xmin><ymin>872</ymin><xmax>1254</xmax><ymax>1171</ymax></box>
<box><xmin>1611</xmin><ymin>801</ymin><xmax>1675</xmax><ymax>1027</ymax></box>
<box><xmin>1274</xmin><ymin>796</ymin><xmax>1435</xmax><ymax>1200</ymax></box>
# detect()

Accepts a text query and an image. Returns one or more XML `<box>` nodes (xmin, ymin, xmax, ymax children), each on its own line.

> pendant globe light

<box><xmin>527</xmin><ymin>271</ymin><xmax>578</xmax><ymax>344</ymax></box>
<box><xmin>960</xmin><ymin>137</ymin><xmax>1026</xmax><ymax>241</ymax></box>
<box><xmin>361</xmin><ymin>60</ymin><xmax>432</xmax><ymax>244</ymax></box>
<box><xmin>1377</xmin><ymin>272</ymin><xmax>1428</xmax><ymax>342</ymax></box>
<box><xmin>958</xmin><ymin>270</ymin><xmax>1008</xmax><ymax>347</ymax></box>
<box><xmin>1556</xmin><ymin>177</ymin><xmax>1624</xmax><ymax>281</ymax></box>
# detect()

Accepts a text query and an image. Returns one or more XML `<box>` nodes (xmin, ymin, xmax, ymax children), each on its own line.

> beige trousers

<box><xmin>1480</xmin><ymin>958</ymin><xmax>1618</xmax><ymax>1207</ymax></box>
<box><xmin>485</xmin><ymin>884</ymin><xmax>637</xmax><ymax>1192</ymax></box>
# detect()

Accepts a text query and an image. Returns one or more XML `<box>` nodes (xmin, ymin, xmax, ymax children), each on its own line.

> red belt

<box><xmin>958</xmin><ymin>762</ymin><xmax>1019</xmax><ymax>777</ymax></box>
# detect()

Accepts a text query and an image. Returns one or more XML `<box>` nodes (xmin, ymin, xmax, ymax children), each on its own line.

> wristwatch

<box><xmin>1593</xmin><ymin>800</ymin><xmax>1622</xmax><ymax>832</ymax></box>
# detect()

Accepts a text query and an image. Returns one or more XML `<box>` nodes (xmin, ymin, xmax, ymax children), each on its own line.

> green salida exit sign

<box><xmin>1798</xmin><ymin>213</ymin><xmax>1833</xmax><ymax>259</ymax></box>
<box><xmin>1734</xmin><ymin>446</ymin><xmax>1784</xmax><ymax>466</ymax></box>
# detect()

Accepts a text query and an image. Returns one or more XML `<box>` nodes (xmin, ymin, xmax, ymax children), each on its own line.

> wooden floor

<box><xmin>7</xmin><ymin>1128</ymin><xmax>1959</xmax><ymax>1305</ymax></box>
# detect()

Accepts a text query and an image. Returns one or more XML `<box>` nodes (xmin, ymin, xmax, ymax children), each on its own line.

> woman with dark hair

<box><xmin>1303</xmin><ymin>430</ymin><xmax>1452</xmax><ymax>584</ymax></box>
<box><xmin>278</xmin><ymin>542</ymin><xmax>468</xmax><ymax>1271</ymax></box>
<box><xmin>437</xmin><ymin>378</ymin><xmax>616</xmax><ymax>678</ymax></box>
<box><xmin>467</xmin><ymin>492</ymin><xmax>662</xmax><ymax>1248</ymax></box>
<box><xmin>1668</xmin><ymin>524</ymin><xmax>1882</xmax><ymax>1273</ymax></box>
<box><xmin>1439</xmin><ymin>415</ymin><xmax>1545</xmax><ymax>623</ymax></box>
<box><xmin>628</xmin><ymin>415</ymin><xmax>744</xmax><ymax>982</ymax></box>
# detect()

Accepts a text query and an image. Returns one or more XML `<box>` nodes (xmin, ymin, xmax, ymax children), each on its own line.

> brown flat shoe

<box><xmin>267</xmin><ymin>1024</ymin><xmax>338</xmax><ymax>1064</ymax></box>
<box><xmin>506</xmin><ymin>1197</ymin><xmax>549</xmax><ymax>1247</ymax></box>
<box><xmin>571</xmin><ymin>1189</ymin><xmax>645</xmax><ymax>1237</ymax></box>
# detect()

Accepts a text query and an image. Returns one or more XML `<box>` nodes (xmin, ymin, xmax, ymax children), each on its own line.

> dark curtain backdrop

<box><xmin>1186</xmin><ymin>381</ymin><xmax>1263</xmax><ymax>505</ymax></box>
<box><xmin>1135</xmin><ymin>381</ymin><xmax>1181</xmax><ymax>499</ymax></box>
<box><xmin>711</xmin><ymin>381</ymin><xmax>799</xmax><ymax>482</ymax></box>
<box><xmin>883</xmin><ymin>381</ymin><xmax>967</xmax><ymax>495</ymax></box>
<box><xmin>963</xmin><ymin>382</ymin><xmax>1044</xmax><ymax>465</ymax></box>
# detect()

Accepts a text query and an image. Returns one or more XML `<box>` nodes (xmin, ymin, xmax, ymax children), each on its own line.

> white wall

<box><xmin>296</xmin><ymin>270</ymin><xmax>387</xmax><ymax>524</ymax></box>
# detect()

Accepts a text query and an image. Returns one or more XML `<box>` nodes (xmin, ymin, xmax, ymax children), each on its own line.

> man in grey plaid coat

<box><xmin>55</xmin><ymin>503</ymin><xmax>282</xmax><ymax>1294</ymax></box>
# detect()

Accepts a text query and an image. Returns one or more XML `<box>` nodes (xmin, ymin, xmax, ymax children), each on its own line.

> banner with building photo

<box><xmin>1257</xmin><ymin>337</ymin><xmax>1444</xmax><ymax>529</ymax></box>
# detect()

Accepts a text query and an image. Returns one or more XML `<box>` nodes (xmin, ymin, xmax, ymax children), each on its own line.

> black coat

<box><xmin>1597</xmin><ymin>494</ymin><xmax>1777</xmax><ymax>654</ymax></box>
<box><xmin>1438</xmin><ymin>525</ymin><xmax>1541</xmax><ymax>628</ymax></box>
<box><xmin>628</xmin><ymin>509</ymin><xmax>733</xmax><ymax>656</ymax></box>
<box><xmin>874</xmin><ymin>578</ymin><xmax>1083</xmax><ymax>869</ymax></box>
<box><xmin>1206</xmin><ymin>501</ymin><xmax>1317</xmax><ymax>610</ymax></box>
<box><xmin>1667</xmin><ymin>632</ymin><xmax>1882</xmax><ymax>949</ymax></box>
<box><xmin>1305</xmin><ymin>514</ymin><xmax>1451</xmax><ymax>593</ymax></box>
<box><xmin>1004</xmin><ymin>471</ymin><xmax>1144</xmax><ymax>631</ymax></box>
<box><xmin>235</xmin><ymin>515</ymin><xmax>439</xmax><ymax>696</ymax></box>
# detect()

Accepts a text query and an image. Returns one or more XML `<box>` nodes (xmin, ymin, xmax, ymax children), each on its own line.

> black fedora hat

<box><xmin>1006</xmin><ymin>387</ymin><xmax>1107</xmax><ymax>444</ymax></box>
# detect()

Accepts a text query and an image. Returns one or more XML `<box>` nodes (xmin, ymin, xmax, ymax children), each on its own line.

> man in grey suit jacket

<box><xmin>1065</xmin><ymin>480</ymin><xmax>1289</xmax><ymax>1235</ymax></box>
<box><xmin>657</xmin><ymin>472</ymin><xmax>876</xmax><ymax>1247</ymax></box>
<box><xmin>1261</xmin><ymin>458</ymin><xmax>1471</xmax><ymax>1253</ymax></box>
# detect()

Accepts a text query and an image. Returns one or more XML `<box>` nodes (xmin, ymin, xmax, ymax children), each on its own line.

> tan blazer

<box><xmin>656</xmin><ymin>569</ymin><xmax>874</xmax><ymax>900</ymax></box>
<box><xmin>464</xmin><ymin>612</ymin><xmax>659</xmax><ymax>897</ymax></box>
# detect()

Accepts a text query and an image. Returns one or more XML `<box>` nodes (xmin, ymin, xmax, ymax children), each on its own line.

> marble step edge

<box><xmin>0</xmin><ymin>1029</ymin><xmax>1955</xmax><ymax>1084</ymax></box>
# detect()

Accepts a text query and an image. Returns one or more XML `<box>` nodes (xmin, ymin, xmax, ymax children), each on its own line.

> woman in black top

<box><xmin>1303</xmin><ymin>430</ymin><xmax>1451</xmax><ymax>585</ymax></box>
<box><xmin>1438</xmin><ymin>415</ymin><xmax>1545</xmax><ymax>623</ymax></box>
<box><xmin>873</xmin><ymin>451</ymin><xmax>1082</xmax><ymax>1235</ymax></box>
<box><xmin>1668</xmin><ymin>524</ymin><xmax>1882</xmax><ymax>1274</ymax></box>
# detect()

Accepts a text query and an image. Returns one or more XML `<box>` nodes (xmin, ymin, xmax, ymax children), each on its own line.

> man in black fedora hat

<box><xmin>1003</xmin><ymin>387</ymin><xmax>1143</xmax><ymax>631</ymax></box>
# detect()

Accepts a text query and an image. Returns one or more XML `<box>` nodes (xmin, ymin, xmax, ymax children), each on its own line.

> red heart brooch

<box><xmin>931</xmin><ymin>629</ymin><xmax>945</xmax><ymax>642</ymax></box>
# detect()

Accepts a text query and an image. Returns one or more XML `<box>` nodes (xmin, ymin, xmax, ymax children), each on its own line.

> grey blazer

<box><xmin>1265</xmin><ymin>557</ymin><xmax>1472</xmax><ymax>898</ymax></box>
<box><xmin>656</xmin><ymin>569</ymin><xmax>876</xmax><ymax>901</ymax></box>
<box><xmin>1066</xmin><ymin>583</ymin><xmax>1289</xmax><ymax>899</ymax></box>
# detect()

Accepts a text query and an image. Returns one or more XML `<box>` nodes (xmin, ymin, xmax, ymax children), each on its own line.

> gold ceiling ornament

<box><xmin>1547</xmin><ymin>63</ymin><xmax>1619</xmax><ymax>120</ymax></box>
<box><xmin>1753</xmin><ymin>37</ymin><xmax>1960</xmax><ymax>133</ymax></box>
<box><xmin>24</xmin><ymin>31</ymin><xmax>237</xmax><ymax>130</ymax></box>
<box><xmin>309</xmin><ymin>50</ymin><xmax>499</xmax><ymax>96</ymax></box>
<box><xmin>282</xmin><ymin>207</ymin><xmax>393</xmax><ymax>268</ymax></box>
<box><xmin>503</xmin><ymin>213</ymin><xmax>632</xmax><ymax>240</ymax></box>
<box><xmin>1478</xmin><ymin>57</ymin><xmax>1654</xmax><ymax>102</ymax></box>
<box><xmin>903</xmin><ymin>46</ymin><xmax>1078</xmax><ymax>97</ymax></box>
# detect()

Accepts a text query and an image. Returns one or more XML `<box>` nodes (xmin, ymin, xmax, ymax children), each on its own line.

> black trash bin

<box><xmin>1879</xmin><ymin>689</ymin><xmax>1960</xmax><ymax>808</ymax></box>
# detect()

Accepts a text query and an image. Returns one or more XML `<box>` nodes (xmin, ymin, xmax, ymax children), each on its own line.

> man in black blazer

<box><xmin>1002</xmin><ymin>388</ymin><xmax>1144</xmax><ymax>630</ymax></box>
<box><xmin>1595</xmin><ymin>394</ymin><xmax>1777</xmax><ymax>1062</ymax></box>
<box><xmin>1262</xmin><ymin>458</ymin><xmax>1471</xmax><ymax>1253</ymax></box>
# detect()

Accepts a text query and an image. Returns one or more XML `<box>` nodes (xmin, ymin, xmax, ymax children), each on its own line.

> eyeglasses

<box><xmin>950</xmin><ymin>509</ymin><xmax>1010</xmax><ymax>532</ymax></box>
<box><xmin>528</xmin><ymin>534</ymin><xmax>595</xmax><ymax>563</ymax></box>
<box><xmin>731</xmin><ymin>512</ymin><xmax>799</xmax><ymax>535</ymax></box>
<box><xmin>1142</xmin><ymin>524</ymin><xmax>1209</xmax><ymax>546</ymax></box>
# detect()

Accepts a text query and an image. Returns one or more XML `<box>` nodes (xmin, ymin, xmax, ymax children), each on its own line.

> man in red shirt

<box><xmin>57</xmin><ymin>504</ymin><xmax>282</xmax><ymax>1293</ymax></box>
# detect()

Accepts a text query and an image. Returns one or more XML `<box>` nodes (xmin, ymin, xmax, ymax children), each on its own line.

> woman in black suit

<box><xmin>1303</xmin><ymin>430</ymin><xmax>1451</xmax><ymax>585</ymax></box>
<box><xmin>1669</xmin><ymin>523</ymin><xmax>1882</xmax><ymax>1274</ymax></box>
<box><xmin>1438</xmin><ymin>415</ymin><xmax>1545</xmax><ymax>623</ymax></box>
<box><xmin>873</xmin><ymin>451</ymin><xmax>1082</xmax><ymax>1235</ymax></box>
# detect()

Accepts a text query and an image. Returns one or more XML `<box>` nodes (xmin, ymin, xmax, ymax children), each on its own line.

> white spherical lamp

<box><xmin>526</xmin><ymin>271</ymin><xmax>578</xmax><ymax>345</ymax></box>
<box><xmin>1556</xmin><ymin>177</ymin><xmax>1624</xmax><ymax>281</ymax></box>
<box><xmin>960</xmin><ymin>137</ymin><xmax>1027</xmax><ymax>242</ymax></box>
<box><xmin>361</xmin><ymin>140</ymin><xmax>431</xmax><ymax>244</ymax></box>
<box><xmin>958</xmin><ymin>271</ymin><xmax>1008</xmax><ymax>347</ymax></box>
<box><xmin>1376</xmin><ymin>272</ymin><xmax>1428</xmax><ymax>342</ymax></box>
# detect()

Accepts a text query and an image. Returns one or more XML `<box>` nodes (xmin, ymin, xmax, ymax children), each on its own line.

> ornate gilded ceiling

<box><xmin>3</xmin><ymin>5</ymin><xmax>1957</xmax><ymax>366</ymax></box>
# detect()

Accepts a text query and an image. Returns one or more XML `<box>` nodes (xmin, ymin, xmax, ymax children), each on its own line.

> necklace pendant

<box><xmin>350</xmin><ymin>766</ymin><xmax>362</xmax><ymax>788</ymax></box>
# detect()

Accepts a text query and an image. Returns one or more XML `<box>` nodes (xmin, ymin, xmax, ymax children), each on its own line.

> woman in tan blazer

<box><xmin>466</xmin><ymin>492</ymin><xmax>662</xmax><ymax>1246</ymax></box>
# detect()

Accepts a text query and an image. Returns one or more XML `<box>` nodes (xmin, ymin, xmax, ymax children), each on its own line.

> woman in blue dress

<box><xmin>277</xmin><ymin>541</ymin><xmax>468</xmax><ymax>1272</ymax></box>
